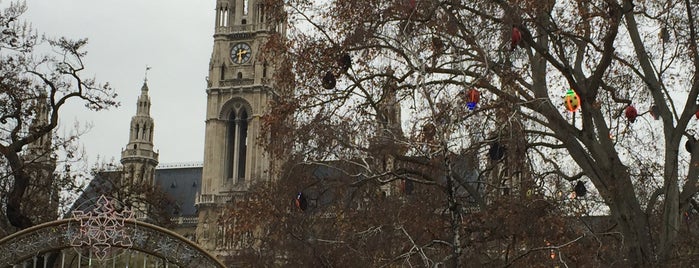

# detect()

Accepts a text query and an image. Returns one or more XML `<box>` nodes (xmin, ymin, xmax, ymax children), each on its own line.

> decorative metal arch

<box><xmin>0</xmin><ymin>218</ymin><xmax>225</xmax><ymax>267</ymax></box>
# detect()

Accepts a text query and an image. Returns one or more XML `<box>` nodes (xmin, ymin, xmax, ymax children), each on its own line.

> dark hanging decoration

<box><xmin>408</xmin><ymin>0</ymin><xmax>416</xmax><ymax>10</ymax></box>
<box><xmin>510</xmin><ymin>26</ymin><xmax>522</xmax><ymax>51</ymax></box>
<box><xmin>659</xmin><ymin>27</ymin><xmax>670</xmax><ymax>43</ymax></box>
<box><xmin>488</xmin><ymin>142</ymin><xmax>506</xmax><ymax>161</ymax></box>
<box><xmin>649</xmin><ymin>105</ymin><xmax>660</xmax><ymax>120</ymax></box>
<box><xmin>400</xmin><ymin>179</ymin><xmax>414</xmax><ymax>195</ymax></box>
<box><xmin>625</xmin><ymin>105</ymin><xmax>638</xmax><ymax>123</ymax></box>
<box><xmin>695</xmin><ymin>110</ymin><xmax>699</xmax><ymax>119</ymax></box>
<box><xmin>686</xmin><ymin>137</ymin><xmax>696</xmax><ymax>153</ymax></box>
<box><xmin>338</xmin><ymin>53</ymin><xmax>351</xmax><ymax>74</ymax></box>
<box><xmin>466</xmin><ymin>88</ymin><xmax>480</xmax><ymax>111</ymax></box>
<box><xmin>431</xmin><ymin>37</ymin><xmax>444</xmax><ymax>54</ymax></box>
<box><xmin>295</xmin><ymin>192</ymin><xmax>308</xmax><ymax>211</ymax></box>
<box><xmin>574</xmin><ymin>181</ymin><xmax>587</xmax><ymax>197</ymax></box>
<box><xmin>322</xmin><ymin>71</ymin><xmax>336</xmax><ymax>89</ymax></box>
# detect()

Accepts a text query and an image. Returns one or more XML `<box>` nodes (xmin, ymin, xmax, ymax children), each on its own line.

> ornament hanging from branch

<box><xmin>686</xmin><ymin>137</ymin><xmax>696</xmax><ymax>153</ymax></box>
<box><xmin>574</xmin><ymin>181</ymin><xmax>587</xmax><ymax>198</ymax></box>
<box><xmin>295</xmin><ymin>192</ymin><xmax>308</xmax><ymax>211</ymax></box>
<box><xmin>564</xmin><ymin>89</ymin><xmax>580</xmax><ymax>112</ymax></box>
<box><xmin>466</xmin><ymin>88</ymin><xmax>480</xmax><ymax>111</ymax></box>
<box><xmin>337</xmin><ymin>53</ymin><xmax>351</xmax><ymax>74</ymax></box>
<box><xmin>649</xmin><ymin>105</ymin><xmax>660</xmax><ymax>120</ymax></box>
<box><xmin>322</xmin><ymin>71</ymin><xmax>336</xmax><ymax>89</ymax></box>
<box><xmin>625</xmin><ymin>105</ymin><xmax>638</xmax><ymax>123</ymax></box>
<box><xmin>488</xmin><ymin>141</ymin><xmax>506</xmax><ymax>161</ymax></box>
<box><xmin>511</xmin><ymin>26</ymin><xmax>522</xmax><ymax>51</ymax></box>
<box><xmin>400</xmin><ymin>179</ymin><xmax>414</xmax><ymax>195</ymax></box>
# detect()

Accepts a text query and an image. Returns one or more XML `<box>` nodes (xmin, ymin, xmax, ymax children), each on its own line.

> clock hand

<box><xmin>237</xmin><ymin>49</ymin><xmax>248</xmax><ymax>63</ymax></box>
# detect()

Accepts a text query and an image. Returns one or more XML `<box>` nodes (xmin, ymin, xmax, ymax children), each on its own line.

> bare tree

<box><xmin>243</xmin><ymin>0</ymin><xmax>699</xmax><ymax>266</ymax></box>
<box><xmin>0</xmin><ymin>1</ymin><xmax>118</xmax><ymax>231</ymax></box>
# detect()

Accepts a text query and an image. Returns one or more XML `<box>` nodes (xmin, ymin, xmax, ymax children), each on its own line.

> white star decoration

<box><xmin>70</xmin><ymin>195</ymin><xmax>134</xmax><ymax>260</ymax></box>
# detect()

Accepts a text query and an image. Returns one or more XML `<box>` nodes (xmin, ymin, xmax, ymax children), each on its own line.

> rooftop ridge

<box><xmin>156</xmin><ymin>161</ymin><xmax>203</xmax><ymax>169</ymax></box>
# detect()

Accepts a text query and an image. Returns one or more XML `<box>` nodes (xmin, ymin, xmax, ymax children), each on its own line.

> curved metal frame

<box><xmin>0</xmin><ymin>218</ymin><xmax>225</xmax><ymax>267</ymax></box>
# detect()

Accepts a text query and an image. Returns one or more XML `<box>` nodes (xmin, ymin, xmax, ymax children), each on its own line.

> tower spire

<box><xmin>121</xmin><ymin>78</ymin><xmax>158</xmax><ymax>186</ymax></box>
<box><xmin>144</xmin><ymin>65</ymin><xmax>151</xmax><ymax>83</ymax></box>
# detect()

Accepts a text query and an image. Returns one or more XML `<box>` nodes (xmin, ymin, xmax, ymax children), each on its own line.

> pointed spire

<box><xmin>144</xmin><ymin>65</ymin><xmax>151</xmax><ymax>82</ymax></box>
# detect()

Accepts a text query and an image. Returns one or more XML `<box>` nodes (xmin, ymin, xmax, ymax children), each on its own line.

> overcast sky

<box><xmin>20</xmin><ymin>0</ymin><xmax>214</xmax><ymax>167</ymax></box>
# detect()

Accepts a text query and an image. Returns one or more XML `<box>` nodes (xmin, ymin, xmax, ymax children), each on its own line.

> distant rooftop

<box><xmin>156</xmin><ymin>162</ymin><xmax>203</xmax><ymax>169</ymax></box>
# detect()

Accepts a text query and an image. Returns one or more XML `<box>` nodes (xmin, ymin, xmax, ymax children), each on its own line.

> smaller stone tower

<box><xmin>23</xmin><ymin>93</ymin><xmax>58</xmax><ymax>223</ymax></box>
<box><xmin>120</xmin><ymin>79</ymin><xmax>159</xmax><ymax>186</ymax></box>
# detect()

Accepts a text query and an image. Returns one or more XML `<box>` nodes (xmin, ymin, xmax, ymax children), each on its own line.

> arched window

<box><xmin>237</xmin><ymin>110</ymin><xmax>248</xmax><ymax>180</ymax></box>
<box><xmin>226</xmin><ymin>110</ymin><xmax>236</xmax><ymax>180</ymax></box>
<box><xmin>220</xmin><ymin>63</ymin><xmax>226</xmax><ymax>80</ymax></box>
<box><xmin>262</xmin><ymin>61</ymin><xmax>268</xmax><ymax>78</ymax></box>
<box><xmin>226</xmin><ymin>106</ymin><xmax>249</xmax><ymax>182</ymax></box>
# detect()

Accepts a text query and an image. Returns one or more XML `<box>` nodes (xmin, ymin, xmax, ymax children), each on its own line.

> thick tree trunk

<box><xmin>604</xmin><ymin>163</ymin><xmax>655</xmax><ymax>266</ymax></box>
<box><xmin>659</xmin><ymin>147</ymin><xmax>681</xmax><ymax>261</ymax></box>
<box><xmin>5</xmin><ymin>152</ymin><xmax>34</xmax><ymax>229</ymax></box>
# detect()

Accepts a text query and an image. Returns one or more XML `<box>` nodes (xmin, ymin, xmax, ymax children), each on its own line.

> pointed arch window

<box><xmin>226</xmin><ymin>106</ymin><xmax>249</xmax><ymax>182</ymax></box>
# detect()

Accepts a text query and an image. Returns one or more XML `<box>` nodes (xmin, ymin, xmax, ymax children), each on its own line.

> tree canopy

<box><xmin>225</xmin><ymin>0</ymin><xmax>699</xmax><ymax>266</ymax></box>
<box><xmin>0</xmin><ymin>1</ymin><xmax>118</xmax><ymax>232</ymax></box>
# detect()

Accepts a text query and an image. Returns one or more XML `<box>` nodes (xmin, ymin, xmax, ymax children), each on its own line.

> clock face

<box><xmin>230</xmin><ymin>43</ymin><xmax>252</xmax><ymax>64</ymax></box>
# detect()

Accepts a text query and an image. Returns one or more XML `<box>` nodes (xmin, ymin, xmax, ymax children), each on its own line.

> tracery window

<box><xmin>226</xmin><ymin>106</ymin><xmax>249</xmax><ymax>182</ymax></box>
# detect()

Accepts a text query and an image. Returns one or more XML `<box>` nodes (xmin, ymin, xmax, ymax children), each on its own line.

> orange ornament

<box><xmin>466</xmin><ymin>89</ymin><xmax>480</xmax><ymax>110</ymax></box>
<box><xmin>564</xmin><ymin>89</ymin><xmax>580</xmax><ymax>112</ymax></box>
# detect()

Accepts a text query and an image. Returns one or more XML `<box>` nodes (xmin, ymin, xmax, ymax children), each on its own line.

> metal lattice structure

<box><xmin>69</xmin><ymin>195</ymin><xmax>135</xmax><ymax>260</ymax></box>
<box><xmin>0</xmin><ymin>211</ymin><xmax>225</xmax><ymax>267</ymax></box>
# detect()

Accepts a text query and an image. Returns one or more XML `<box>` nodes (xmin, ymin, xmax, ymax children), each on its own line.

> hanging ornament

<box><xmin>574</xmin><ymin>181</ymin><xmax>587</xmax><ymax>198</ymax></box>
<box><xmin>488</xmin><ymin>141</ymin><xmax>506</xmax><ymax>161</ymax></box>
<box><xmin>564</xmin><ymin>89</ymin><xmax>580</xmax><ymax>112</ymax></box>
<box><xmin>686</xmin><ymin>137</ymin><xmax>696</xmax><ymax>152</ymax></box>
<box><xmin>649</xmin><ymin>105</ymin><xmax>660</xmax><ymax>120</ymax></box>
<box><xmin>295</xmin><ymin>192</ymin><xmax>308</xmax><ymax>211</ymax></box>
<box><xmin>511</xmin><ymin>26</ymin><xmax>522</xmax><ymax>51</ymax></box>
<box><xmin>338</xmin><ymin>53</ymin><xmax>351</xmax><ymax>74</ymax></box>
<box><xmin>322</xmin><ymin>71</ymin><xmax>336</xmax><ymax>89</ymax></box>
<box><xmin>695</xmin><ymin>109</ymin><xmax>699</xmax><ymax>119</ymax></box>
<box><xmin>408</xmin><ymin>0</ymin><xmax>416</xmax><ymax>10</ymax></box>
<box><xmin>400</xmin><ymin>179</ymin><xmax>414</xmax><ymax>195</ymax></box>
<box><xmin>625</xmin><ymin>105</ymin><xmax>638</xmax><ymax>123</ymax></box>
<box><xmin>466</xmin><ymin>88</ymin><xmax>480</xmax><ymax>111</ymax></box>
<box><xmin>659</xmin><ymin>27</ymin><xmax>670</xmax><ymax>43</ymax></box>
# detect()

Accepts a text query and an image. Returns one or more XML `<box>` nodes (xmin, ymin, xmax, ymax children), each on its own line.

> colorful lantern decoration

<box><xmin>649</xmin><ymin>105</ymin><xmax>660</xmax><ymax>120</ymax></box>
<box><xmin>338</xmin><ymin>53</ymin><xmax>351</xmax><ymax>74</ymax></box>
<box><xmin>511</xmin><ymin>26</ymin><xmax>522</xmax><ymax>51</ymax></box>
<box><xmin>625</xmin><ymin>105</ymin><xmax>638</xmax><ymax>123</ymax></box>
<box><xmin>564</xmin><ymin>89</ymin><xmax>580</xmax><ymax>112</ymax></box>
<box><xmin>466</xmin><ymin>88</ymin><xmax>480</xmax><ymax>111</ymax></box>
<box><xmin>295</xmin><ymin>192</ymin><xmax>308</xmax><ymax>211</ymax></box>
<box><xmin>322</xmin><ymin>71</ymin><xmax>336</xmax><ymax>89</ymax></box>
<box><xmin>488</xmin><ymin>141</ymin><xmax>506</xmax><ymax>161</ymax></box>
<box><xmin>574</xmin><ymin>181</ymin><xmax>587</xmax><ymax>198</ymax></box>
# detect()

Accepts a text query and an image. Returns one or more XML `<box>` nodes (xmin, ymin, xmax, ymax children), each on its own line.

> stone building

<box><xmin>71</xmin><ymin>0</ymin><xmax>286</xmax><ymax>265</ymax></box>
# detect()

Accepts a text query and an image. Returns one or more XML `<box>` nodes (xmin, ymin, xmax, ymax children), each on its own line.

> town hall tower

<box><xmin>196</xmin><ymin>0</ymin><xmax>284</xmax><ymax>253</ymax></box>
